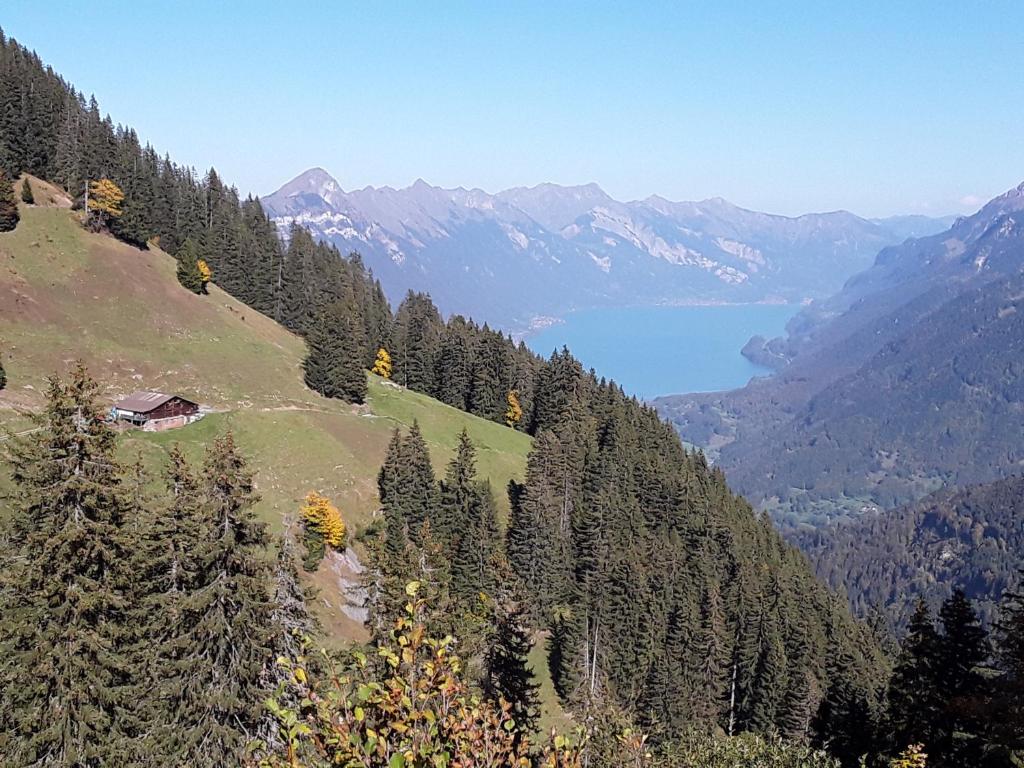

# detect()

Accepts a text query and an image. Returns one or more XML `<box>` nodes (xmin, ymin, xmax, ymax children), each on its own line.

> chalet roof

<box><xmin>113</xmin><ymin>391</ymin><xmax>194</xmax><ymax>414</ymax></box>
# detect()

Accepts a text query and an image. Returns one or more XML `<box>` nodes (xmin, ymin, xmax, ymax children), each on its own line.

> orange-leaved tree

<box><xmin>258</xmin><ymin>581</ymin><xmax>584</xmax><ymax>768</ymax></box>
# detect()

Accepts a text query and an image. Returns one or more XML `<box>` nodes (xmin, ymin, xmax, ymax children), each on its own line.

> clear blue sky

<box><xmin>4</xmin><ymin>1</ymin><xmax>1023</xmax><ymax>217</ymax></box>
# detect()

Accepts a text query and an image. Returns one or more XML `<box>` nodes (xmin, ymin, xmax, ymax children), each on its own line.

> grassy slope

<box><xmin>0</xmin><ymin>177</ymin><xmax>536</xmax><ymax>631</ymax></box>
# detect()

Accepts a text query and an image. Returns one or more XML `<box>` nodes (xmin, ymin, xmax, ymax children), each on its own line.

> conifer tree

<box><xmin>888</xmin><ymin>600</ymin><xmax>942</xmax><ymax>754</ymax></box>
<box><xmin>0</xmin><ymin>169</ymin><xmax>20</xmax><ymax>231</ymax></box>
<box><xmin>137</xmin><ymin>444</ymin><xmax>212</xmax><ymax>761</ymax></box>
<box><xmin>175</xmin><ymin>237</ymin><xmax>205</xmax><ymax>294</ymax></box>
<box><xmin>175</xmin><ymin>433</ymin><xmax>276</xmax><ymax>765</ymax></box>
<box><xmin>19</xmin><ymin>176</ymin><xmax>33</xmax><ymax>204</ymax></box>
<box><xmin>451</xmin><ymin>479</ymin><xmax>501</xmax><ymax>601</ymax></box>
<box><xmin>377</xmin><ymin>427</ymin><xmax>411</xmax><ymax>562</ymax></box>
<box><xmin>303</xmin><ymin>297</ymin><xmax>368</xmax><ymax>404</ymax></box>
<box><xmin>482</xmin><ymin>597</ymin><xmax>541</xmax><ymax>743</ymax></box>
<box><xmin>933</xmin><ymin>590</ymin><xmax>988</xmax><ymax>765</ymax></box>
<box><xmin>438</xmin><ymin>428</ymin><xmax>479</xmax><ymax>553</ymax></box>
<box><xmin>993</xmin><ymin>572</ymin><xmax>1024</xmax><ymax>756</ymax></box>
<box><xmin>0</xmin><ymin>353</ymin><xmax>6</xmax><ymax>390</ymax></box>
<box><xmin>402</xmin><ymin>421</ymin><xmax>438</xmax><ymax>541</ymax></box>
<box><xmin>0</xmin><ymin>364</ymin><xmax>136</xmax><ymax>765</ymax></box>
<box><xmin>86</xmin><ymin>177</ymin><xmax>124</xmax><ymax>231</ymax></box>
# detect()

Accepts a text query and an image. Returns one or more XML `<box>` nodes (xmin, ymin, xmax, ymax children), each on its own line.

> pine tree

<box><xmin>0</xmin><ymin>364</ymin><xmax>136</xmax><ymax>765</ymax></box>
<box><xmin>933</xmin><ymin>590</ymin><xmax>988</xmax><ymax>765</ymax></box>
<box><xmin>482</xmin><ymin>598</ymin><xmax>541</xmax><ymax>742</ymax></box>
<box><xmin>19</xmin><ymin>176</ymin><xmax>33</xmax><ymax>204</ymax></box>
<box><xmin>0</xmin><ymin>352</ymin><xmax>6</xmax><ymax>390</ymax></box>
<box><xmin>303</xmin><ymin>297</ymin><xmax>368</xmax><ymax>404</ymax></box>
<box><xmin>888</xmin><ymin>600</ymin><xmax>943</xmax><ymax>755</ymax></box>
<box><xmin>174</xmin><ymin>433</ymin><xmax>276</xmax><ymax>765</ymax></box>
<box><xmin>175</xmin><ymin>237</ymin><xmax>205</xmax><ymax>294</ymax></box>
<box><xmin>0</xmin><ymin>169</ymin><xmax>20</xmax><ymax>231</ymax></box>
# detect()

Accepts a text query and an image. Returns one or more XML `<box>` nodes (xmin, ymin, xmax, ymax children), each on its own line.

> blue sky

<box><xmin>4</xmin><ymin>1</ymin><xmax>1023</xmax><ymax>217</ymax></box>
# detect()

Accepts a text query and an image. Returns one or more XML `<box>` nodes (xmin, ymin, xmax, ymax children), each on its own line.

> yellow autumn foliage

<box><xmin>890</xmin><ymin>744</ymin><xmax>927</xmax><ymax>768</ymax></box>
<box><xmin>301</xmin><ymin>491</ymin><xmax>346</xmax><ymax>549</ymax></box>
<box><xmin>505</xmin><ymin>389</ymin><xmax>523</xmax><ymax>427</ymax></box>
<box><xmin>197</xmin><ymin>259</ymin><xmax>212</xmax><ymax>284</ymax></box>
<box><xmin>371</xmin><ymin>347</ymin><xmax>392</xmax><ymax>379</ymax></box>
<box><xmin>88</xmin><ymin>178</ymin><xmax>124</xmax><ymax>218</ymax></box>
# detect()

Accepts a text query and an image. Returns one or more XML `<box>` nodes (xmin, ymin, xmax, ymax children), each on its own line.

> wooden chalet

<box><xmin>111</xmin><ymin>391</ymin><xmax>200</xmax><ymax>431</ymax></box>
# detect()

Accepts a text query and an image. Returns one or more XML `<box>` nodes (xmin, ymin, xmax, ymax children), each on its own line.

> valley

<box><xmin>3</xmin><ymin>12</ymin><xmax>1024</xmax><ymax>768</ymax></box>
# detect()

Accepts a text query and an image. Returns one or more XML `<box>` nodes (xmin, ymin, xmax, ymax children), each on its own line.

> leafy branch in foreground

<box><xmin>258</xmin><ymin>581</ymin><xmax>582</xmax><ymax>768</ymax></box>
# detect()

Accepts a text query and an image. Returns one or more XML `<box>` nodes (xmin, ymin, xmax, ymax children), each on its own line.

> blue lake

<box><xmin>525</xmin><ymin>304</ymin><xmax>800</xmax><ymax>400</ymax></box>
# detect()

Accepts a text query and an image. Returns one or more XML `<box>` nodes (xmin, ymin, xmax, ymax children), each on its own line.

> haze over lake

<box><xmin>527</xmin><ymin>304</ymin><xmax>800</xmax><ymax>400</ymax></box>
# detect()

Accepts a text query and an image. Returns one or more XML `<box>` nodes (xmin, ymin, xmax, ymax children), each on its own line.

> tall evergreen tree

<box><xmin>888</xmin><ymin>600</ymin><xmax>943</xmax><ymax>754</ymax></box>
<box><xmin>482</xmin><ymin>598</ymin><xmax>541</xmax><ymax>743</ymax></box>
<box><xmin>175</xmin><ymin>237</ymin><xmax>205</xmax><ymax>294</ymax></box>
<box><xmin>0</xmin><ymin>364</ymin><xmax>136</xmax><ymax>765</ymax></box>
<box><xmin>303</xmin><ymin>297</ymin><xmax>368</xmax><ymax>404</ymax></box>
<box><xmin>175</xmin><ymin>433</ymin><xmax>276</xmax><ymax>765</ymax></box>
<box><xmin>20</xmin><ymin>176</ymin><xmax>33</xmax><ymax>203</ymax></box>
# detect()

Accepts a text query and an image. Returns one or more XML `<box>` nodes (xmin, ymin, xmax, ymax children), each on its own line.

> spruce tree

<box><xmin>175</xmin><ymin>237</ymin><xmax>204</xmax><ymax>294</ymax></box>
<box><xmin>482</xmin><ymin>598</ymin><xmax>541</xmax><ymax>742</ymax></box>
<box><xmin>173</xmin><ymin>433</ymin><xmax>276</xmax><ymax>765</ymax></box>
<box><xmin>303</xmin><ymin>298</ymin><xmax>368</xmax><ymax>404</ymax></box>
<box><xmin>994</xmin><ymin>572</ymin><xmax>1024</xmax><ymax>756</ymax></box>
<box><xmin>934</xmin><ymin>589</ymin><xmax>988</xmax><ymax>765</ymax></box>
<box><xmin>0</xmin><ymin>169</ymin><xmax>20</xmax><ymax>231</ymax></box>
<box><xmin>438</xmin><ymin>429</ymin><xmax>479</xmax><ymax>554</ymax></box>
<box><xmin>888</xmin><ymin>600</ymin><xmax>943</xmax><ymax>754</ymax></box>
<box><xmin>451</xmin><ymin>479</ymin><xmax>501</xmax><ymax>601</ymax></box>
<box><xmin>0</xmin><ymin>364</ymin><xmax>136</xmax><ymax>765</ymax></box>
<box><xmin>377</xmin><ymin>427</ymin><xmax>411</xmax><ymax>562</ymax></box>
<box><xmin>136</xmin><ymin>444</ymin><xmax>211</xmax><ymax>761</ymax></box>
<box><xmin>20</xmin><ymin>176</ymin><xmax>33</xmax><ymax>204</ymax></box>
<box><xmin>402</xmin><ymin>421</ymin><xmax>438</xmax><ymax>541</ymax></box>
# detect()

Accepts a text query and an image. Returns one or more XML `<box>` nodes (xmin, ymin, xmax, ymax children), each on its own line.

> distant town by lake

<box><xmin>526</xmin><ymin>304</ymin><xmax>800</xmax><ymax>400</ymax></box>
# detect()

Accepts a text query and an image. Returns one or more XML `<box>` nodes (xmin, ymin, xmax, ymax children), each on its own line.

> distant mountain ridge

<box><xmin>655</xmin><ymin>178</ymin><xmax>1024</xmax><ymax>527</ymax></box>
<box><xmin>262</xmin><ymin>168</ymin><xmax>953</xmax><ymax>330</ymax></box>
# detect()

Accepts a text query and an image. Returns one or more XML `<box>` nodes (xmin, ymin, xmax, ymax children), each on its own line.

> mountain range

<box><xmin>261</xmin><ymin>168</ymin><xmax>953</xmax><ymax>330</ymax></box>
<box><xmin>656</xmin><ymin>179</ymin><xmax>1024</xmax><ymax>528</ymax></box>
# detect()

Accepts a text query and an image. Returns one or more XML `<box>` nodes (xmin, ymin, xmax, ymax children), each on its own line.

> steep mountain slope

<box><xmin>799</xmin><ymin>474</ymin><xmax>1024</xmax><ymax>630</ymax></box>
<box><xmin>656</xmin><ymin>181</ymin><xmax>1024</xmax><ymax>526</ymax></box>
<box><xmin>262</xmin><ymin>168</ymin><xmax>949</xmax><ymax>329</ymax></box>
<box><xmin>0</xmin><ymin>179</ymin><xmax>532</xmax><ymax>640</ymax></box>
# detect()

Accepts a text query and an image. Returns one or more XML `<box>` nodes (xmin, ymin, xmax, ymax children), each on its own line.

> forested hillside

<box><xmin>657</xmin><ymin>181</ymin><xmax>1024</xmax><ymax>527</ymax></box>
<box><xmin>801</xmin><ymin>475</ymin><xmax>1024</xmax><ymax>631</ymax></box>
